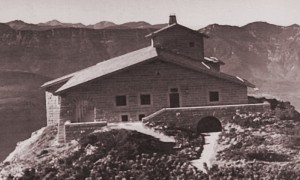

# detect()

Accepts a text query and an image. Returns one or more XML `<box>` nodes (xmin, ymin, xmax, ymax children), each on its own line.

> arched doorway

<box><xmin>72</xmin><ymin>99</ymin><xmax>95</xmax><ymax>123</ymax></box>
<box><xmin>197</xmin><ymin>116</ymin><xmax>222</xmax><ymax>134</ymax></box>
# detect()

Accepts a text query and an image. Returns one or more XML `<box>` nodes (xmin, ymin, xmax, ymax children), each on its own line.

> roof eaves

<box><xmin>41</xmin><ymin>73</ymin><xmax>74</xmax><ymax>89</ymax></box>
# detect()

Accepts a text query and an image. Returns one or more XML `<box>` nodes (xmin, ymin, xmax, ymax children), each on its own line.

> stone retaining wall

<box><xmin>64</xmin><ymin>121</ymin><xmax>107</xmax><ymax>142</ymax></box>
<box><xmin>143</xmin><ymin>103</ymin><xmax>270</xmax><ymax>132</ymax></box>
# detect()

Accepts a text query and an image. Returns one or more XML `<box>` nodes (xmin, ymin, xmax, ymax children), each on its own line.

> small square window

<box><xmin>140</xmin><ymin>94</ymin><xmax>151</xmax><ymax>105</ymax></box>
<box><xmin>209</xmin><ymin>91</ymin><xmax>219</xmax><ymax>102</ymax></box>
<box><xmin>189</xmin><ymin>42</ymin><xmax>195</xmax><ymax>47</ymax></box>
<box><xmin>121</xmin><ymin>115</ymin><xmax>128</xmax><ymax>122</ymax></box>
<box><xmin>116</xmin><ymin>95</ymin><xmax>127</xmax><ymax>106</ymax></box>
<box><xmin>138</xmin><ymin>114</ymin><xmax>145</xmax><ymax>121</ymax></box>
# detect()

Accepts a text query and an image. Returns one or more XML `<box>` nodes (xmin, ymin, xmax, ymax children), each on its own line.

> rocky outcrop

<box><xmin>201</xmin><ymin>22</ymin><xmax>300</xmax><ymax>82</ymax></box>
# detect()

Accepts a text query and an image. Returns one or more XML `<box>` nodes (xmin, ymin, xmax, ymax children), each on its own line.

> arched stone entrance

<box><xmin>197</xmin><ymin>116</ymin><xmax>222</xmax><ymax>134</ymax></box>
<box><xmin>72</xmin><ymin>99</ymin><xmax>95</xmax><ymax>123</ymax></box>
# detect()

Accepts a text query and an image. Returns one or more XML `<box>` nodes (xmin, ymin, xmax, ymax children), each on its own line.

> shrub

<box><xmin>207</xmin><ymin>162</ymin><xmax>300</xmax><ymax>180</ymax></box>
<box><xmin>20</xmin><ymin>168</ymin><xmax>39</xmax><ymax>180</ymax></box>
<box><xmin>231</xmin><ymin>112</ymin><xmax>277</xmax><ymax>128</ymax></box>
<box><xmin>246</xmin><ymin>150</ymin><xmax>290</xmax><ymax>162</ymax></box>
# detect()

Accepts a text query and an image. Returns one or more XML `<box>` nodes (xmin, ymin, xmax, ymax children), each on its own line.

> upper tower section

<box><xmin>146</xmin><ymin>15</ymin><xmax>209</xmax><ymax>60</ymax></box>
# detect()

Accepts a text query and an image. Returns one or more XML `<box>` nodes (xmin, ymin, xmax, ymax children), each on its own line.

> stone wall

<box><xmin>152</xmin><ymin>26</ymin><xmax>205</xmax><ymax>60</ymax></box>
<box><xmin>45</xmin><ymin>91</ymin><xmax>61</xmax><ymax>126</ymax></box>
<box><xmin>143</xmin><ymin>103</ymin><xmax>270</xmax><ymax>133</ymax></box>
<box><xmin>64</xmin><ymin>121</ymin><xmax>107</xmax><ymax>142</ymax></box>
<box><xmin>61</xmin><ymin>59</ymin><xmax>248</xmax><ymax>124</ymax></box>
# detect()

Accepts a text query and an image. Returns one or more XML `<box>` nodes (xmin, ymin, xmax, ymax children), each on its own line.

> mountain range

<box><xmin>6</xmin><ymin>20</ymin><xmax>167</xmax><ymax>30</ymax></box>
<box><xmin>0</xmin><ymin>19</ymin><xmax>299</xmax><ymax>161</ymax></box>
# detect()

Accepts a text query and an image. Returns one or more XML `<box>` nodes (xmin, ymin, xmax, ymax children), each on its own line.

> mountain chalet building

<box><xmin>42</xmin><ymin>15</ymin><xmax>257</xmax><ymax>142</ymax></box>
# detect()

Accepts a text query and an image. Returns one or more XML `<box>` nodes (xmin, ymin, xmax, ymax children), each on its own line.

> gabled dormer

<box><xmin>146</xmin><ymin>15</ymin><xmax>209</xmax><ymax>60</ymax></box>
<box><xmin>146</xmin><ymin>15</ymin><xmax>226</xmax><ymax>72</ymax></box>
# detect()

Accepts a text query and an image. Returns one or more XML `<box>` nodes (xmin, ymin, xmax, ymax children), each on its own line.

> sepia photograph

<box><xmin>0</xmin><ymin>0</ymin><xmax>299</xmax><ymax>179</ymax></box>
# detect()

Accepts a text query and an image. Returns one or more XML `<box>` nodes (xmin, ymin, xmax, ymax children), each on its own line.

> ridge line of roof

<box><xmin>145</xmin><ymin>23</ymin><xmax>209</xmax><ymax>38</ymax></box>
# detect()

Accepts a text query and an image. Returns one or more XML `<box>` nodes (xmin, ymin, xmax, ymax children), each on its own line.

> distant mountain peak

<box><xmin>6</xmin><ymin>20</ymin><xmax>40</xmax><ymax>30</ymax></box>
<box><xmin>91</xmin><ymin>21</ymin><xmax>116</xmax><ymax>29</ymax></box>
<box><xmin>287</xmin><ymin>24</ymin><xmax>300</xmax><ymax>28</ymax></box>
<box><xmin>3</xmin><ymin>19</ymin><xmax>167</xmax><ymax>30</ymax></box>
<box><xmin>242</xmin><ymin>21</ymin><xmax>279</xmax><ymax>29</ymax></box>
<box><xmin>121</xmin><ymin>21</ymin><xmax>152</xmax><ymax>28</ymax></box>
<box><xmin>44</xmin><ymin>20</ymin><xmax>62</xmax><ymax>26</ymax></box>
<box><xmin>8</xmin><ymin>20</ymin><xmax>25</xmax><ymax>23</ymax></box>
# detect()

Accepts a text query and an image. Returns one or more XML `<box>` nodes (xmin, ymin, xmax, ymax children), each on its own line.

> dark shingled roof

<box><xmin>42</xmin><ymin>46</ymin><xmax>158</xmax><ymax>92</ymax></box>
<box><xmin>145</xmin><ymin>23</ymin><xmax>209</xmax><ymax>38</ymax></box>
<box><xmin>42</xmin><ymin>46</ymin><xmax>255</xmax><ymax>93</ymax></box>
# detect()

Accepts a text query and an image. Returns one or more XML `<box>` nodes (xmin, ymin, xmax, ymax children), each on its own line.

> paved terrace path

<box><xmin>191</xmin><ymin>132</ymin><xmax>221</xmax><ymax>173</ymax></box>
<box><xmin>108</xmin><ymin>122</ymin><xmax>175</xmax><ymax>142</ymax></box>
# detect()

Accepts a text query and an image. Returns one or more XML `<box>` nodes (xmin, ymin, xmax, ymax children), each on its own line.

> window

<box><xmin>116</xmin><ymin>95</ymin><xmax>127</xmax><ymax>106</ymax></box>
<box><xmin>138</xmin><ymin>114</ymin><xmax>145</xmax><ymax>121</ymax></box>
<box><xmin>140</xmin><ymin>94</ymin><xmax>151</xmax><ymax>105</ymax></box>
<box><xmin>121</xmin><ymin>115</ymin><xmax>128</xmax><ymax>122</ymax></box>
<box><xmin>209</xmin><ymin>91</ymin><xmax>219</xmax><ymax>102</ymax></box>
<box><xmin>189</xmin><ymin>42</ymin><xmax>195</xmax><ymax>47</ymax></box>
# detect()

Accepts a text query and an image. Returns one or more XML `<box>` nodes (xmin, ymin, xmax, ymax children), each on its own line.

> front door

<box><xmin>74</xmin><ymin>99</ymin><xmax>95</xmax><ymax>123</ymax></box>
<box><xmin>169</xmin><ymin>93</ymin><xmax>180</xmax><ymax>108</ymax></box>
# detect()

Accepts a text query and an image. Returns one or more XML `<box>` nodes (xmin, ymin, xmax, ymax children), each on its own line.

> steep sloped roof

<box><xmin>145</xmin><ymin>23</ymin><xmax>209</xmax><ymax>38</ymax></box>
<box><xmin>158</xmin><ymin>50</ymin><xmax>254</xmax><ymax>88</ymax></box>
<box><xmin>41</xmin><ymin>46</ymin><xmax>158</xmax><ymax>91</ymax></box>
<box><xmin>42</xmin><ymin>46</ymin><xmax>254</xmax><ymax>93</ymax></box>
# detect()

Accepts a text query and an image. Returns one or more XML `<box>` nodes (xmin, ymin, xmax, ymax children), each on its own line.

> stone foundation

<box><xmin>64</xmin><ymin>121</ymin><xmax>107</xmax><ymax>142</ymax></box>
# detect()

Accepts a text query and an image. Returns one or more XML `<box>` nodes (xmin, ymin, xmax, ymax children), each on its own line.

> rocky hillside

<box><xmin>201</xmin><ymin>22</ymin><xmax>300</xmax><ymax>82</ymax></box>
<box><xmin>0</xmin><ymin>23</ymin><xmax>152</xmax><ymax>78</ymax></box>
<box><xmin>0</xmin><ymin>125</ymin><xmax>206</xmax><ymax>179</ymax></box>
<box><xmin>1</xmin><ymin>109</ymin><xmax>300</xmax><ymax>179</ymax></box>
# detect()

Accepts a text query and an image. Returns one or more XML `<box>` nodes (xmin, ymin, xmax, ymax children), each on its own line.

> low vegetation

<box><xmin>6</xmin><ymin>129</ymin><xmax>206</xmax><ymax>180</ymax></box>
<box><xmin>215</xmin><ymin>109</ymin><xmax>300</xmax><ymax>180</ymax></box>
<box><xmin>2</xmin><ymin>99</ymin><xmax>300</xmax><ymax>179</ymax></box>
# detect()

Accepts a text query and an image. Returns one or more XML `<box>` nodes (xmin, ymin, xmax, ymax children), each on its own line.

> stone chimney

<box><xmin>169</xmin><ymin>14</ymin><xmax>177</xmax><ymax>25</ymax></box>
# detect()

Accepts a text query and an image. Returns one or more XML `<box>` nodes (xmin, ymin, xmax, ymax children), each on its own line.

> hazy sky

<box><xmin>0</xmin><ymin>0</ymin><xmax>299</xmax><ymax>29</ymax></box>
